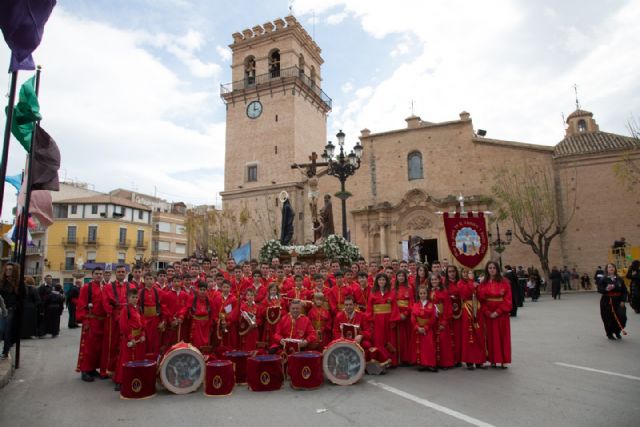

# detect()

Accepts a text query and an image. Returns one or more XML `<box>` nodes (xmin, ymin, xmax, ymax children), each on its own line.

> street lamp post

<box><xmin>322</xmin><ymin>130</ymin><xmax>363</xmax><ymax>239</ymax></box>
<box><xmin>488</xmin><ymin>222</ymin><xmax>513</xmax><ymax>270</ymax></box>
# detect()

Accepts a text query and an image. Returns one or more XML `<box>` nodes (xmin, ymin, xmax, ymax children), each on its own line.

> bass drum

<box><xmin>159</xmin><ymin>342</ymin><xmax>205</xmax><ymax>394</ymax></box>
<box><xmin>322</xmin><ymin>339</ymin><xmax>365</xmax><ymax>386</ymax></box>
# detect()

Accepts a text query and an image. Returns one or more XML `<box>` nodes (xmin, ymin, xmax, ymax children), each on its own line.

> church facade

<box><xmin>220</xmin><ymin>16</ymin><xmax>640</xmax><ymax>275</ymax></box>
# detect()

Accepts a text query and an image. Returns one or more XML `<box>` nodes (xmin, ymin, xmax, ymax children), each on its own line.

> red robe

<box><xmin>457</xmin><ymin>279</ymin><xmax>486</xmax><ymax>364</ymax></box>
<box><xmin>307</xmin><ymin>305</ymin><xmax>332</xmax><ymax>350</ymax></box>
<box><xmin>394</xmin><ymin>283</ymin><xmax>414</xmax><ymax>364</ymax></box>
<box><xmin>447</xmin><ymin>280</ymin><xmax>463</xmax><ymax>365</ymax></box>
<box><xmin>431</xmin><ymin>288</ymin><xmax>454</xmax><ymax>368</ymax></box>
<box><xmin>217</xmin><ymin>293</ymin><xmax>239</xmax><ymax>351</ymax></box>
<box><xmin>351</xmin><ymin>283</ymin><xmax>371</xmax><ymax>313</ymax></box>
<box><xmin>100</xmin><ymin>280</ymin><xmax>135</xmax><ymax>377</ymax></box>
<box><xmin>114</xmin><ymin>303</ymin><xmax>146</xmax><ymax>385</ymax></box>
<box><xmin>262</xmin><ymin>297</ymin><xmax>286</xmax><ymax>345</ymax></box>
<box><xmin>139</xmin><ymin>286</ymin><xmax>163</xmax><ymax>359</ymax></box>
<box><xmin>238</xmin><ymin>302</ymin><xmax>263</xmax><ymax>352</ymax></box>
<box><xmin>76</xmin><ymin>281</ymin><xmax>106</xmax><ymax>373</ymax></box>
<box><xmin>189</xmin><ymin>295</ymin><xmax>218</xmax><ymax>351</ymax></box>
<box><xmin>477</xmin><ymin>278</ymin><xmax>512</xmax><ymax>364</ymax></box>
<box><xmin>366</xmin><ymin>289</ymin><xmax>399</xmax><ymax>366</ymax></box>
<box><xmin>161</xmin><ymin>287</ymin><xmax>190</xmax><ymax>349</ymax></box>
<box><xmin>286</xmin><ymin>287</ymin><xmax>313</xmax><ymax>313</ymax></box>
<box><xmin>272</xmin><ymin>313</ymin><xmax>317</xmax><ymax>352</ymax></box>
<box><xmin>328</xmin><ymin>284</ymin><xmax>353</xmax><ymax>315</ymax></box>
<box><xmin>410</xmin><ymin>300</ymin><xmax>437</xmax><ymax>367</ymax></box>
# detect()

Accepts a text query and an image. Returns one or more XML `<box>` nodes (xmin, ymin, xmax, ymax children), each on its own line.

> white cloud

<box><xmin>0</xmin><ymin>8</ymin><xmax>225</xmax><ymax>219</ymax></box>
<box><xmin>216</xmin><ymin>44</ymin><xmax>232</xmax><ymax>62</ymax></box>
<box><xmin>390</xmin><ymin>42</ymin><xmax>409</xmax><ymax>58</ymax></box>
<box><xmin>341</xmin><ymin>81</ymin><xmax>353</xmax><ymax>93</ymax></box>
<box><xmin>327</xmin><ymin>12</ymin><xmax>347</xmax><ymax>25</ymax></box>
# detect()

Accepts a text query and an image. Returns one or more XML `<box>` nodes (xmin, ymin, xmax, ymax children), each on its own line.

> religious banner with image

<box><xmin>443</xmin><ymin>212</ymin><xmax>488</xmax><ymax>269</ymax></box>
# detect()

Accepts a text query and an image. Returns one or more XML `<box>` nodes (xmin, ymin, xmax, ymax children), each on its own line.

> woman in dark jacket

<box><xmin>598</xmin><ymin>263</ymin><xmax>628</xmax><ymax>340</ymax></box>
<box><xmin>21</xmin><ymin>276</ymin><xmax>41</xmax><ymax>339</ymax></box>
<box><xmin>627</xmin><ymin>260</ymin><xmax>640</xmax><ymax>314</ymax></box>
<box><xmin>550</xmin><ymin>267</ymin><xmax>562</xmax><ymax>300</ymax></box>
<box><xmin>43</xmin><ymin>285</ymin><xmax>65</xmax><ymax>337</ymax></box>
<box><xmin>0</xmin><ymin>263</ymin><xmax>20</xmax><ymax>359</ymax></box>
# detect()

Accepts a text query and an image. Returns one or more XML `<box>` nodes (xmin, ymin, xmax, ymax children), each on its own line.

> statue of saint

<box><xmin>319</xmin><ymin>194</ymin><xmax>335</xmax><ymax>238</ymax></box>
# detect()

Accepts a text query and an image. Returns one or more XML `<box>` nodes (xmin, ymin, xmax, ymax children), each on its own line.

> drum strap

<box><xmin>139</xmin><ymin>287</ymin><xmax>162</xmax><ymax>316</ymax></box>
<box><xmin>192</xmin><ymin>294</ymin><xmax>210</xmax><ymax>314</ymax></box>
<box><xmin>112</xmin><ymin>281</ymin><xmax>118</xmax><ymax>307</ymax></box>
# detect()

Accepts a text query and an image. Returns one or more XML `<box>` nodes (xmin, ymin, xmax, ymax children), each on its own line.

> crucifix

<box><xmin>291</xmin><ymin>151</ymin><xmax>328</xmax><ymax>178</ymax></box>
<box><xmin>291</xmin><ymin>152</ymin><xmax>329</xmax><ymax>243</ymax></box>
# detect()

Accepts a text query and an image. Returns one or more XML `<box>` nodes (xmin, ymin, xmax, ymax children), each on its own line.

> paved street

<box><xmin>1</xmin><ymin>293</ymin><xmax>638</xmax><ymax>427</ymax></box>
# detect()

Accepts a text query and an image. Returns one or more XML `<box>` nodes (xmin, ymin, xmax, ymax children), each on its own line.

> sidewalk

<box><xmin>0</xmin><ymin>351</ymin><xmax>14</xmax><ymax>389</ymax></box>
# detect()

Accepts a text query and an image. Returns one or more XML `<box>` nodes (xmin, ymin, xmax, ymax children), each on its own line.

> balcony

<box><xmin>25</xmin><ymin>266</ymin><xmax>42</xmax><ymax>276</ymax></box>
<box><xmin>220</xmin><ymin>65</ymin><xmax>332</xmax><ymax>111</ymax></box>
<box><xmin>59</xmin><ymin>262</ymin><xmax>76</xmax><ymax>272</ymax></box>
<box><xmin>62</xmin><ymin>237</ymin><xmax>78</xmax><ymax>247</ymax></box>
<box><xmin>31</xmin><ymin>225</ymin><xmax>47</xmax><ymax>234</ymax></box>
<box><xmin>117</xmin><ymin>239</ymin><xmax>131</xmax><ymax>248</ymax></box>
<box><xmin>135</xmin><ymin>240</ymin><xmax>148</xmax><ymax>249</ymax></box>
<box><xmin>83</xmin><ymin>237</ymin><xmax>100</xmax><ymax>247</ymax></box>
<box><xmin>25</xmin><ymin>246</ymin><xmax>43</xmax><ymax>255</ymax></box>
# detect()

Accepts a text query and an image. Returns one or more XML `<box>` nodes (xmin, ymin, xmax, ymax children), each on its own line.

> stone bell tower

<box><xmin>220</xmin><ymin>15</ymin><xmax>332</xmax><ymax>249</ymax></box>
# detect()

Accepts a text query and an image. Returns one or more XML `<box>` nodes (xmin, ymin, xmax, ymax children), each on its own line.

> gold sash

<box><xmin>131</xmin><ymin>329</ymin><xmax>141</xmax><ymax>337</ymax></box>
<box><xmin>397</xmin><ymin>300</ymin><xmax>409</xmax><ymax>308</ymax></box>
<box><xmin>485</xmin><ymin>297</ymin><xmax>503</xmax><ymax>302</ymax></box>
<box><xmin>192</xmin><ymin>315</ymin><xmax>209</xmax><ymax>321</ymax></box>
<box><xmin>143</xmin><ymin>307</ymin><xmax>157</xmax><ymax>316</ymax></box>
<box><xmin>416</xmin><ymin>318</ymin><xmax>430</xmax><ymax>327</ymax></box>
<box><xmin>373</xmin><ymin>303</ymin><xmax>391</xmax><ymax>314</ymax></box>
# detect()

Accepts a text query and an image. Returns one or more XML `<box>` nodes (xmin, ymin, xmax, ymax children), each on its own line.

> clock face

<box><xmin>247</xmin><ymin>100</ymin><xmax>262</xmax><ymax>119</ymax></box>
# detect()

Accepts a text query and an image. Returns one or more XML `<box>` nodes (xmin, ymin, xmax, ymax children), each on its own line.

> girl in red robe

<box><xmin>262</xmin><ymin>283</ymin><xmax>285</xmax><ymax>346</ymax></box>
<box><xmin>394</xmin><ymin>270</ymin><xmax>414</xmax><ymax>365</ymax></box>
<box><xmin>238</xmin><ymin>288</ymin><xmax>263</xmax><ymax>352</ymax></box>
<box><xmin>366</xmin><ymin>273</ymin><xmax>400</xmax><ymax>367</ymax></box>
<box><xmin>190</xmin><ymin>281</ymin><xmax>217</xmax><ymax>352</ymax></box>
<box><xmin>114</xmin><ymin>289</ymin><xmax>146</xmax><ymax>391</ymax></box>
<box><xmin>416</xmin><ymin>264</ymin><xmax>429</xmax><ymax>288</ymax></box>
<box><xmin>445</xmin><ymin>265</ymin><xmax>462</xmax><ymax>366</ymax></box>
<box><xmin>429</xmin><ymin>273</ymin><xmax>454</xmax><ymax>369</ymax></box>
<box><xmin>457</xmin><ymin>268</ymin><xmax>487</xmax><ymax>369</ymax></box>
<box><xmin>410</xmin><ymin>285</ymin><xmax>437</xmax><ymax>371</ymax></box>
<box><xmin>477</xmin><ymin>261</ymin><xmax>512</xmax><ymax>368</ymax></box>
<box><xmin>307</xmin><ymin>292</ymin><xmax>332</xmax><ymax>350</ymax></box>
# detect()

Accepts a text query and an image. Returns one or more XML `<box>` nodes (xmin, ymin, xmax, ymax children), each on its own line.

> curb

<box><xmin>0</xmin><ymin>353</ymin><xmax>14</xmax><ymax>389</ymax></box>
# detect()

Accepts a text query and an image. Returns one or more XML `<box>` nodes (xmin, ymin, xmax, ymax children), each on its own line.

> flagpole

<box><xmin>0</xmin><ymin>70</ymin><xmax>19</xmax><ymax>217</ymax></box>
<box><xmin>13</xmin><ymin>65</ymin><xmax>42</xmax><ymax>370</ymax></box>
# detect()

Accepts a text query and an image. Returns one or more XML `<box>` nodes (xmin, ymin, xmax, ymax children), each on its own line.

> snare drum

<box><xmin>222</xmin><ymin>350</ymin><xmax>250</xmax><ymax>384</ymax></box>
<box><xmin>287</xmin><ymin>351</ymin><xmax>323</xmax><ymax>390</ymax></box>
<box><xmin>204</xmin><ymin>360</ymin><xmax>235</xmax><ymax>397</ymax></box>
<box><xmin>322</xmin><ymin>339</ymin><xmax>366</xmax><ymax>386</ymax></box>
<box><xmin>247</xmin><ymin>354</ymin><xmax>284</xmax><ymax>392</ymax></box>
<box><xmin>120</xmin><ymin>360</ymin><xmax>157</xmax><ymax>400</ymax></box>
<box><xmin>159</xmin><ymin>342</ymin><xmax>205</xmax><ymax>394</ymax></box>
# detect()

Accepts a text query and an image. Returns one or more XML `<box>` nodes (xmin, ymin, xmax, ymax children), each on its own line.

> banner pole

<box><xmin>0</xmin><ymin>70</ymin><xmax>19</xmax><ymax>217</ymax></box>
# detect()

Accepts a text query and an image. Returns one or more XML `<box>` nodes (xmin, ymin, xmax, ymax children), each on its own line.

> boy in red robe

<box><xmin>76</xmin><ymin>268</ymin><xmax>106</xmax><ymax>382</ymax></box>
<box><xmin>161</xmin><ymin>277</ymin><xmax>190</xmax><ymax>351</ymax></box>
<box><xmin>272</xmin><ymin>299</ymin><xmax>317</xmax><ymax>354</ymax></box>
<box><xmin>217</xmin><ymin>280</ymin><xmax>239</xmax><ymax>352</ymax></box>
<box><xmin>286</xmin><ymin>275</ymin><xmax>312</xmax><ymax>313</ymax></box>
<box><xmin>139</xmin><ymin>272</ymin><xmax>165</xmax><ymax>360</ymax></box>
<box><xmin>238</xmin><ymin>288</ymin><xmax>263</xmax><ymax>352</ymax></box>
<box><xmin>328</xmin><ymin>271</ymin><xmax>353</xmax><ymax>316</ymax></box>
<box><xmin>190</xmin><ymin>281</ymin><xmax>219</xmax><ymax>352</ymax></box>
<box><xmin>113</xmin><ymin>288</ymin><xmax>146</xmax><ymax>391</ymax></box>
<box><xmin>307</xmin><ymin>293</ymin><xmax>332</xmax><ymax>350</ymax></box>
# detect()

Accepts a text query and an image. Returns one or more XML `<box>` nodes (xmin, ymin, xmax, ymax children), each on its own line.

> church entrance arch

<box><xmin>409</xmin><ymin>235</ymin><xmax>438</xmax><ymax>265</ymax></box>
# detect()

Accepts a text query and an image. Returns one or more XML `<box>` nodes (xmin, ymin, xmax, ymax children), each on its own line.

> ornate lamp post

<box><xmin>322</xmin><ymin>130</ymin><xmax>363</xmax><ymax>239</ymax></box>
<box><xmin>488</xmin><ymin>223</ymin><xmax>513</xmax><ymax>269</ymax></box>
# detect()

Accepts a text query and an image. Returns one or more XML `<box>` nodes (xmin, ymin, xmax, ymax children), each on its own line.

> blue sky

<box><xmin>1</xmin><ymin>0</ymin><xmax>639</xmax><ymax>220</ymax></box>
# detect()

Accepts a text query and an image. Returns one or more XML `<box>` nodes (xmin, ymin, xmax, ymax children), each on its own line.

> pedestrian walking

<box><xmin>597</xmin><ymin>263</ymin><xmax>627</xmax><ymax>340</ymax></box>
<box><xmin>550</xmin><ymin>267</ymin><xmax>562</xmax><ymax>300</ymax></box>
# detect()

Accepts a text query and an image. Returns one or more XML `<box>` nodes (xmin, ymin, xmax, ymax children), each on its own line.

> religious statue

<box><xmin>308</xmin><ymin>176</ymin><xmax>323</xmax><ymax>243</ymax></box>
<box><xmin>409</xmin><ymin>235</ymin><xmax>424</xmax><ymax>263</ymax></box>
<box><xmin>279</xmin><ymin>191</ymin><xmax>294</xmax><ymax>245</ymax></box>
<box><xmin>319</xmin><ymin>194</ymin><xmax>335</xmax><ymax>238</ymax></box>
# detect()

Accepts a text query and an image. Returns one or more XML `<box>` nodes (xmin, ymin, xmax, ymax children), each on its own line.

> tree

<box><xmin>249</xmin><ymin>195</ymin><xmax>279</xmax><ymax>244</ymax></box>
<box><xmin>185</xmin><ymin>204</ymin><xmax>250</xmax><ymax>261</ymax></box>
<box><xmin>490</xmin><ymin>164</ymin><xmax>576</xmax><ymax>279</ymax></box>
<box><xmin>613</xmin><ymin>117</ymin><xmax>640</xmax><ymax>192</ymax></box>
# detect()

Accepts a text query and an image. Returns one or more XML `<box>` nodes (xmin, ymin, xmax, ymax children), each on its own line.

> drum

<box><xmin>246</xmin><ymin>354</ymin><xmax>284</xmax><ymax>392</ymax></box>
<box><xmin>204</xmin><ymin>360</ymin><xmax>235</xmax><ymax>397</ymax></box>
<box><xmin>222</xmin><ymin>351</ymin><xmax>250</xmax><ymax>384</ymax></box>
<box><xmin>159</xmin><ymin>342</ymin><xmax>205</xmax><ymax>394</ymax></box>
<box><xmin>322</xmin><ymin>339</ymin><xmax>366</xmax><ymax>386</ymax></box>
<box><xmin>287</xmin><ymin>351</ymin><xmax>323</xmax><ymax>390</ymax></box>
<box><xmin>120</xmin><ymin>359</ymin><xmax>157</xmax><ymax>400</ymax></box>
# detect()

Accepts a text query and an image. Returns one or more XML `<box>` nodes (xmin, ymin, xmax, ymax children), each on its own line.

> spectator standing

<box><xmin>550</xmin><ymin>267</ymin><xmax>562</xmax><ymax>300</ymax></box>
<box><xmin>21</xmin><ymin>276</ymin><xmax>41</xmax><ymax>339</ymax></box>
<box><xmin>0</xmin><ymin>263</ymin><xmax>20</xmax><ymax>359</ymax></box>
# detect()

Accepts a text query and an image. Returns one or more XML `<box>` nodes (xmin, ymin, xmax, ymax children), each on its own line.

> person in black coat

<box><xmin>550</xmin><ymin>267</ymin><xmax>562</xmax><ymax>300</ymax></box>
<box><xmin>598</xmin><ymin>263</ymin><xmax>628</xmax><ymax>339</ymax></box>
<box><xmin>21</xmin><ymin>276</ymin><xmax>41</xmax><ymax>339</ymax></box>
<box><xmin>43</xmin><ymin>285</ymin><xmax>65</xmax><ymax>337</ymax></box>
<box><xmin>67</xmin><ymin>280</ymin><xmax>81</xmax><ymax>328</ymax></box>
<box><xmin>37</xmin><ymin>275</ymin><xmax>53</xmax><ymax>337</ymax></box>
<box><xmin>627</xmin><ymin>260</ymin><xmax>640</xmax><ymax>314</ymax></box>
<box><xmin>504</xmin><ymin>265</ymin><xmax>520</xmax><ymax>316</ymax></box>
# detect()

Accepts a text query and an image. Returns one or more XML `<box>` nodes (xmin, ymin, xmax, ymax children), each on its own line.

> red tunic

<box><xmin>457</xmin><ymin>279</ymin><xmax>486</xmax><ymax>364</ymax></box>
<box><xmin>431</xmin><ymin>288</ymin><xmax>454</xmax><ymax>368</ymax></box>
<box><xmin>351</xmin><ymin>283</ymin><xmax>371</xmax><ymax>312</ymax></box>
<box><xmin>139</xmin><ymin>286</ymin><xmax>163</xmax><ymax>359</ymax></box>
<box><xmin>286</xmin><ymin>287</ymin><xmax>313</xmax><ymax>313</ymax></box>
<box><xmin>100</xmin><ymin>280</ymin><xmax>135</xmax><ymax>377</ymax></box>
<box><xmin>366</xmin><ymin>289</ymin><xmax>399</xmax><ymax>366</ymax></box>
<box><xmin>161</xmin><ymin>287</ymin><xmax>190</xmax><ymax>349</ymax></box>
<box><xmin>477</xmin><ymin>278</ymin><xmax>512</xmax><ymax>364</ymax></box>
<box><xmin>189</xmin><ymin>295</ymin><xmax>216</xmax><ymax>350</ymax></box>
<box><xmin>394</xmin><ymin>283</ymin><xmax>414</xmax><ymax>364</ymax></box>
<box><xmin>307</xmin><ymin>305</ymin><xmax>332</xmax><ymax>350</ymax></box>
<box><xmin>76</xmin><ymin>281</ymin><xmax>106</xmax><ymax>373</ymax></box>
<box><xmin>262</xmin><ymin>297</ymin><xmax>286</xmax><ymax>345</ymax></box>
<box><xmin>114</xmin><ymin>303</ymin><xmax>146</xmax><ymax>385</ymax></box>
<box><xmin>272</xmin><ymin>313</ymin><xmax>317</xmax><ymax>350</ymax></box>
<box><xmin>410</xmin><ymin>300</ymin><xmax>437</xmax><ymax>367</ymax></box>
<box><xmin>238</xmin><ymin>302</ymin><xmax>263</xmax><ymax>352</ymax></box>
<box><xmin>447</xmin><ymin>280</ymin><xmax>463</xmax><ymax>365</ymax></box>
<box><xmin>217</xmin><ymin>293</ymin><xmax>239</xmax><ymax>351</ymax></box>
<box><xmin>328</xmin><ymin>284</ymin><xmax>353</xmax><ymax>315</ymax></box>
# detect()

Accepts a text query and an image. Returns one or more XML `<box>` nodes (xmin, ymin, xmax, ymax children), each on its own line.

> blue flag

<box><xmin>5</xmin><ymin>173</ymin><xmax>23</xmax><ymax>191</ymax></box>
<box><xmin>0</xmin><ymin>0</ymin><xmax>57</xmax><ymax>72</ymax></box>
<box><xmin>231</xmin><ymin>242</ymin><xmax>251</xmax><ymax>264</ymax></box>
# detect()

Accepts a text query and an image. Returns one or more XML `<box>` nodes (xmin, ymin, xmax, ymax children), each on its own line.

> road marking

<box><xmin>367</xmin><ymin>380</ymin><xmax>496</xmax><ymax>427</ymax></box>
<box><xmin>554</xmin><ymin>362</ymin><xmax>640</xmax><ymax>381</ymax></box>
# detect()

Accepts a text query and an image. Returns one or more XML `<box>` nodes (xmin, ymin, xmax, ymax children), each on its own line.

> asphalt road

<box><xmin>1</xmin><ymin>293</ymin><xmax>638</xmax><ymax>427</ymax></box>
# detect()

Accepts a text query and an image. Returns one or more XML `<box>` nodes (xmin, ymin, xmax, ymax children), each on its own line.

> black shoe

<box><xmin>426</xmin><ymin>366</ymin><xmax>438</xmax><ymax>372</ymax></box>
<box><xmin>114</xmin><ymin>384</ymin><xmax>121</xmax><ymax>391</ymax></box>
<box><xmin>607</xmin><ymin>334</ymin><xmax>616</xmax><ymax>340</ymax></box>
<box><xmin>454</xmin><ymin>362</ymin><xmax>462</xmax><ymax>368</ymax></box>
<box><xmin>615</xmin><ymin>333</ymin><xmax>622</xmax><ymax>339</ymax></box>
<box><xmin>476</xmin><ymin>364</ymin><xmax>488</xmax><ymax>369</ymax></box>
<box><xmin>88</xmin><ymin>370</ymin><xmax>100</xmax><ymax>377</ymax></box>
<box><xmin>418</xmin><ymin>366</ymin><xmax>427</xmax><ymax>372</ymax></box>
<box><xmin>466</xmin><ymin>363</ymin><xmax>475</xmax><ymax>370</ymax></box>
<box><xmin>81</xmin><ymin>372</ymin><xmax>94</xmax><ymax>382</ymax></box>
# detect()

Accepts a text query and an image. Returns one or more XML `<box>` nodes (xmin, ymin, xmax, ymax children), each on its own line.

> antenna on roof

<box><xmin>573</xmin><ymin>83</ymin><xmax>581</xmax><ymax>110</ymax></box>
<box><xmin>410</xmin><ymin>99</ymin><xmax>414</xmax><ymax>115</ymax></box>
<box><xmin>289</xmin><ymin>0</ymin><xmax>294</xmax><ymax>15</ymax></box>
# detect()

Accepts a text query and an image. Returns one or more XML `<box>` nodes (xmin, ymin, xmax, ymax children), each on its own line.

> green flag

<box><xmin>9</xmin><ymin>76</ymin><xmax>41</xmax><ymax>152</ymax></box>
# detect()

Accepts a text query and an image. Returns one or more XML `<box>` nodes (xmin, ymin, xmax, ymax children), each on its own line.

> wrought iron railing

<box><xmin>220</xmin><ymin>65</ymin><xmax>332</xmax><ymax>110</ymax></box>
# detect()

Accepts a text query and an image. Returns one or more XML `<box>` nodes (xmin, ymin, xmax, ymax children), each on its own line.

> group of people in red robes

<box><xmin>75</xmin><ymin>255</ymin><xmax>513</xmax><ymax>390</ymax></box>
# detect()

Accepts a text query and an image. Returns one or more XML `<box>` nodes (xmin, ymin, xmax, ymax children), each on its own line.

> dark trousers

<box><xmin>68</xmin><ymin>304</ymin><xmax>78</xmax><ymax>328</ymax></box>
<box><xmin>0</xmin><ymin>308</ymin><xmax>15</xmax><ymax>355</ymax></box>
